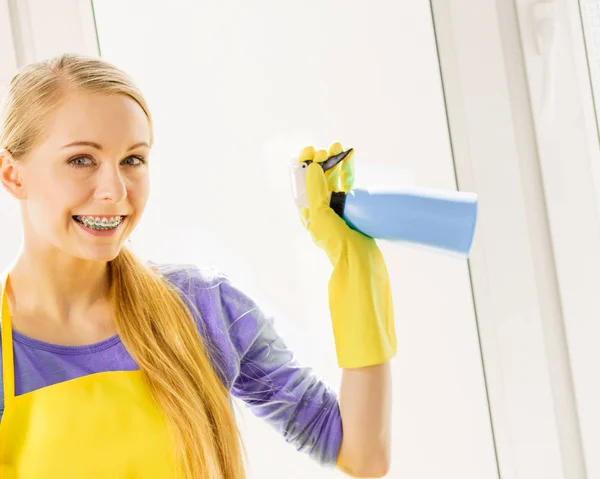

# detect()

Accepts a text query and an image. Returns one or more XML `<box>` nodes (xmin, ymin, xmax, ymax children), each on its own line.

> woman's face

<box><xmin>3</xmin><ymin>91</ymin><xmax>151</xmax><ymax>262</ymax></box>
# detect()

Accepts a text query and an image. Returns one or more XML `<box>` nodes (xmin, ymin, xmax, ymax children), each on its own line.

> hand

<box><xmin>297</xmin><ymin>143</ymin><xmax>367</xmax><ymax>263</ymax></box>
<box><xmin>295</xmin><ymin>142</ymin><xmax>397</xmax><ymax>368</ymax></box>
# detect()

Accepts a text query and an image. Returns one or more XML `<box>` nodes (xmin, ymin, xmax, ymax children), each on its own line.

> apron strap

<box><xmin>1</xmin><ymin>273</ymin><xmax>15</xmax><ymax>406</ymax></box>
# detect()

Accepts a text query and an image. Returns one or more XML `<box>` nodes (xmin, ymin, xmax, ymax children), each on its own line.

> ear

<box><xmin>0</xmin><ymin>148</ymin><xmax>26</xmax><ymax>200</ymax></box>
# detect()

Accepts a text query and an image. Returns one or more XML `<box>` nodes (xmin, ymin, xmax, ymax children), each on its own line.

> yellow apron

<box><xmin>0</xmin><ymin>274</ymin><xmax>182</xmax><ymax>478</ymax></box>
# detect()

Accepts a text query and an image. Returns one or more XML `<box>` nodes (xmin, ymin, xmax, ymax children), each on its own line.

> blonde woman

<box><xmin>0</xmin><ymin>54</ymin><xmax>396</xmax><ymax>478</ymax></box>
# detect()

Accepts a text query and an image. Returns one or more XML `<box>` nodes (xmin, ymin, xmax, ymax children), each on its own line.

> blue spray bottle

<box><xmin>290</xmin><ymin>148</ymin><xmax>478</xmax><ymax>258</ymax></box>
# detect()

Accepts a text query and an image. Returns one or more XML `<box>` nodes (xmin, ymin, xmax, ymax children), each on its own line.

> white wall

<box><xmin>0</xmin><ymin>1</ymin><xmax>498</xmax><ymax>478</ymax></box>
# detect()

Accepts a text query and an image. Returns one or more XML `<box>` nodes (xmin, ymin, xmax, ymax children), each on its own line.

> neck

<box><xmin>7</xmin><ymin>251</ymin><xmax>111</xmax><ymax>325</ymax></box>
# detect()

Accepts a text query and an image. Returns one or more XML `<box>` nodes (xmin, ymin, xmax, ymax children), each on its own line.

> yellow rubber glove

<box><xmin>298</xmin><ymin>143</ymin><xmax>397</xmax><ymax>368</ymax></box>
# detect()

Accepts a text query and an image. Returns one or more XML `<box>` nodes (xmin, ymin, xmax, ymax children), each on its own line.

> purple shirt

<box><xmin>0</xmin><ymin>263</ymin><xmax>343</xmax><ymax>467</ymax></box>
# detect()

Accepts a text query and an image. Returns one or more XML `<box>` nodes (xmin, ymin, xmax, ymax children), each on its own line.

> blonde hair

<box><xmin>0</xmin><ymin>53</ymin><xmax>246</xmax><ymax>478</ymax></box>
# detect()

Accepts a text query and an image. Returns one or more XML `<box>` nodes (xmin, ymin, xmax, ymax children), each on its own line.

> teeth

<box><xmin>75</xmin><ymin>215</ymin><xmax>123</xmax><ymax>230</ymax></box>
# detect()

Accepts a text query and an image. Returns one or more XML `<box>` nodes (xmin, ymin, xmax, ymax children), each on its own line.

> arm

<box><xmin>201</xmin><ymin>270</ymin><xmax>345</xmax><ymax>467</ymax></box>
<box><xmin>298</xmin><ymin>143</ymin><xmax>398</xmax><ymax>477</ymax></box>
<box><xmin>217</xmin><ymin>272</ymin><xmax>392</xmax><ymax>477</ymax></box>
<box><xmin>337</xmin><ymin>362</ymin><xmax>392</xmax><ymax>478</ymax></box>
<box><xmin>163</xmin><ymin>263</ymin><xmax>345</xmax><ymax>467</ymax></box>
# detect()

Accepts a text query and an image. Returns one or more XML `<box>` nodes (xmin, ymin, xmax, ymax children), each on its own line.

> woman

<box><xmin>0</xmin><ymin>54</ymin><xmax>396</xmax><ymax>478</ymax></box>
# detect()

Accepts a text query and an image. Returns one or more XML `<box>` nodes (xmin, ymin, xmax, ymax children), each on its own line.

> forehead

<box><xmin>42</xmin><ymin>91</ymin><xmax>150</xmax><ymax>149</ymax></box>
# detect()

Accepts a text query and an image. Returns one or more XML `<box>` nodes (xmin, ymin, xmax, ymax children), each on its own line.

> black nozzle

<box><xmin>303</xmin><ymin>148</ymin><xmax>353</xmax><ymax>172</ymax></box>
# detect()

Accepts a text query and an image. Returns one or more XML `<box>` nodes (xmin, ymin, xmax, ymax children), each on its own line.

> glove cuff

<box><xmin>328</xmin><ymin>255</ymin><xmax>398</xmax><ymax>369</ymax></box>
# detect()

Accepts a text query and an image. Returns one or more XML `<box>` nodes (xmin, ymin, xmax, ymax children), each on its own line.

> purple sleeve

<box><xmin>160</xmin><ymin>264</ymin><xmax>343</xmax><ymax>468</ymax></box>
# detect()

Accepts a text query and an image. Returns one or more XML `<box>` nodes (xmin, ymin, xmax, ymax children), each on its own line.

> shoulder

<box><xmin>146</xmin><ymin>261</ymin><xmax>258</xmax><ymax>387</ymax></box>
<box><xmin>147</xmin><ymin>260</ymin><xmax>233</xmax><ymax>336</ymax></box>
<box><xmin>149</xmin><ymin>261</ymin><xmax>226</xmax><ymax>291</ymax></box>
<box><xmin>148</xmin><ymin>261</ymin><xmax>258</xmax><ymax>323</ymax></box>
<box><xmin>148</xmin><ymin>259</ymin><xmax>274</xmax><ymax>351</ymax></box>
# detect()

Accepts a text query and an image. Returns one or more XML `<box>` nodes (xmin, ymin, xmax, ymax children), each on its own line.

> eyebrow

<box><xmin>61</xmin><ymin>141</ymin><xmax>150</xmax><ymax>151</ymax></box>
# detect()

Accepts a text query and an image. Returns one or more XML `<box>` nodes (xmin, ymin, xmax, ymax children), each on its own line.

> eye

<box><xmin>122</xmin><ymin>155</ymin><xmax>146</xmax><ymax>167</ymax></box>
<box><xmin>67</xmin><ymin>155</ymin><xmax>147</xmax><ymax>169</ymax></box>
<box><xmin>68</xmin><ymin>156</ymin><xmax>94</xmax><ymax>168</ymax></box>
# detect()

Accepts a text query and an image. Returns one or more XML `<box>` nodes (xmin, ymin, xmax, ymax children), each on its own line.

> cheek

<box><xmin>129</xmin><ymin>176</ymin><xmax>150</xmax><ymax>212</ymax></box>
<box><xmin>27</xmin><ymin>176</ymin><xmax>85</xmax><ymax>223</ymax></box>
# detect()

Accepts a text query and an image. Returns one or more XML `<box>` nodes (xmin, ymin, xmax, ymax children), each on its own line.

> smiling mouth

<box><xmin>73</xmin><ymin>215</ymin><xmax>126</xmax><ymax>230</ymax></box>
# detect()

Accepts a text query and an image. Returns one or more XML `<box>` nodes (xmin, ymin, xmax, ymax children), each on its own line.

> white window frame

<box><xmin>514</xmin><ymin>1</ymin><xmax>600</xmax><ymax>478</ymax></box>
<box><xmin>430</xmin><ymin>1</ymin><xmax>589</xmax><ymax>478</ymax></box>
<box><xmin>0</xmin><ymin>0</ymin><xmax>18</xmax><ymax>86</ymax></box>
<box><xmin>1</xmin><ymin>1</ymin><xmax>596</xmax><ymax>478</ymax></box>
<box><xmin>1</xmin><ymin>0</ymin><xmax>98</xmax><ymax>69</ymax></box>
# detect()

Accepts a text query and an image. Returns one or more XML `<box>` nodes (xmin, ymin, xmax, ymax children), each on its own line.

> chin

<box><xmin>75</xmin><ymin>244</ymin><xmax>126</xmax><ymax>263</ymax></box>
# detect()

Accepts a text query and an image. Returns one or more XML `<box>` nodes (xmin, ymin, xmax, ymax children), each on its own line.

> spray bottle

<box><xmin>289</xmin><ymin>148</ymin><xmax>478</xmax><ymax>258</ymax></box>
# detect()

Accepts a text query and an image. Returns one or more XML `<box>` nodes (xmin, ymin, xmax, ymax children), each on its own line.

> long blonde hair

<box><xmin>0</xmin><ymin>53</ymin><xmax>246</xmax><ymax>478</ymax></box>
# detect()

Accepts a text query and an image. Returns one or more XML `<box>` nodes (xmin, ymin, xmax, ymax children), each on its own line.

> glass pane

<box><xmin>91</xmin><ymin>2</ymin><xmax>498</xmax><ymax>478</ymax></box>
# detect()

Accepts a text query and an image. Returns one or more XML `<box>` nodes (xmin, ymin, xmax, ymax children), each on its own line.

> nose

<box><xmin>94</xmin><ymin>164</ymin><xmax>128</xmax><ymax>203</ymax></box>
